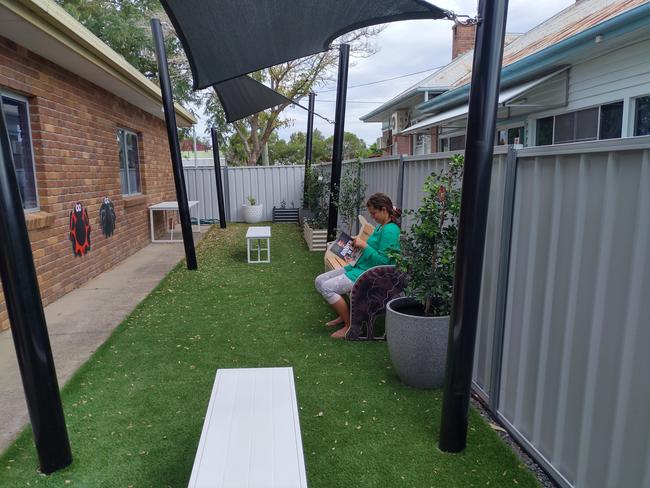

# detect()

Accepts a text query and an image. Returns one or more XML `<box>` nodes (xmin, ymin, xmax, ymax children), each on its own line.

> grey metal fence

<box><xmin>183</xmin><ymin>139</ymin><xmax>650</xmax><ymax>488</ymax></box>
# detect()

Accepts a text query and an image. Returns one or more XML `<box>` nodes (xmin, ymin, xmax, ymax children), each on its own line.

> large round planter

<box><xmin>386</xmin><ymin>297</ymin><xmax>449</xmax><ymax>389</ymax></box>
<box><xmin>242</xmin><ymin>204</ymin><xmax>264</xmax><ymax>223</ymax></box>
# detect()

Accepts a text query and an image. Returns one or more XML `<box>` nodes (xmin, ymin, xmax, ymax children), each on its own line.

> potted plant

<box><xmin>386</xmin><ymin>155</ymin><xmax>463</xmax><ymax>389</ymax></box>
<box><xmin>272</xmin><ymin>199</ymin><xmax>300</xmax><ymax>223</ymax></box>
<box><xmin>302</xmin><ymin>167</ymin><xmax>330</xmax><ymax>251</ymax></box>
<box><xmin>242</xmin><ymin>195</ymin><xmax>264</xmax><ymax>223</ymax></box>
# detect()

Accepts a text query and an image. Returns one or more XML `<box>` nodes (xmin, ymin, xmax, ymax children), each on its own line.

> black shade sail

<box><xmin>215</xmin><ymin>76</ymin><xmax>294</xmax><ymax>123</ymax></box>
<box><xmin>160</xmin><ymin>0</ymin><xmax>449</xmax><ymax>89</ymax></box>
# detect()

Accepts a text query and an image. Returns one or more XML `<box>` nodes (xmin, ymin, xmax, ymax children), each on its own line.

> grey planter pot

<box><xmin>386</xmin><ymin>297</ymin><xmax>449</xmax><ymax>389</ymax></box>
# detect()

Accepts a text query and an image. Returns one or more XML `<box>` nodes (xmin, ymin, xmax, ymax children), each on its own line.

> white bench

<box><xmin>246</xmin><ymin>226</ymin><xmax>271</xmax><ymax>263</ymax></box>
<box><xmin>188</xmin><ymin>367</ymin><xmax>308</xmax><ymax>488</ymax></box>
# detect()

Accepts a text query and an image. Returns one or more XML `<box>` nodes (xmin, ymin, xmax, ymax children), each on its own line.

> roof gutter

<box><xmin>2</xmin><ymin>0</ymin><xmax>196</xmax><ymax>126</ymax></box>
<box><xmin>417</xmin><ymin>2</ymin><xmax>650</xmax><ymax>114</ymax></box>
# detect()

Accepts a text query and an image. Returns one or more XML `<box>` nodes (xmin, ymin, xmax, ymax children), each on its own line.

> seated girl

<box><xmin>314</xmin><ymin>193</ymin><xmax>401</xmax><ymax>339</ymax></box>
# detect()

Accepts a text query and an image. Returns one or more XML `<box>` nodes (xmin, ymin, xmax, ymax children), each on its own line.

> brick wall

<box><xmin>430</xmin><ymin>127</ymin><xmax>439</xmax><ymax>153</ymax></box>
<box><xmin>452</xmin><ymin>23</ymin><xmax>477</xmax><ymax>59</ymax></box>
<box><xmin>393</xmin><ymin>134</ymin><xmax>412</xmax><ymax>156</ymax></box>
<box><xmin>0</xmin><ymin>37</ymin><xmax>177</xmax><ymax>332</ymax></box>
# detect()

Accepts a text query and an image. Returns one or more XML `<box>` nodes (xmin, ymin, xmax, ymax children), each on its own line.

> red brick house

<box><xmin>0</xmin><ymin>0</ymin><xmax>196</xmax><ymax>331</ymax></box>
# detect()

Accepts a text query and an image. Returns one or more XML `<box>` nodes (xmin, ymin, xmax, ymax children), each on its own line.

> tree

<box><xmin>204</xmin><ymin>29</ymin><xmax>383</xmax><ymax>166</ymax></box>
<box><xmin>268</xmin><ymin>129</ymin><xmax>329</xmax><ymax>165</ymax></box>
<box><xmin>55</xmin><ymin>0</ymin><xmax>199</xmax><ymax>107</ymax></box>
<box><xmin>325</xmin><ymin>132</ymin><xmax>369</xmax><ymax>161</ymax></box>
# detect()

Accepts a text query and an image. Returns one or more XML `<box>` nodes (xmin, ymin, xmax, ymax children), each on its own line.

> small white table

<box><xmin>149</xmin><ymin>200</ymin><xmax>201</xmax><ymax>243</ymax></box>
<box><xmin>246</xmin><ymin>226</ymin><xmax>271</xmax><ymax>263</ymax></box>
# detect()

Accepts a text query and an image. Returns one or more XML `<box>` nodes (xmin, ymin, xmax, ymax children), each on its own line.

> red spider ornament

<box><xmin>69</xmin><ymin>201</ymin><xmax>91</xmax><ymax>256</ymax></box>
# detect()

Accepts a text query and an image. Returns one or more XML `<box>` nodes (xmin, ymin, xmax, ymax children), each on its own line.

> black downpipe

<box><xmin>151</xmin><ymin>18</ymin><xmax>197</xmax><ymax>270</ymax></box>
<box><xmin>327</xmin><ymin>44</ymin><xmax>350</xmax><ymax>242</ymax></box>
<box><xmin>0</xmin><ymin>99</ymin><xmax>72</xmax><ymax>474</ymax></box>
<box><xmin>303</xmin><ymin>92</ymin><xmax>316</xmax><ymax>209</ymax></box>
<box><xmin>439</xmin><ymin>0</ymin><xmax>509</xmax><ymax>453</ymax></box>
<box><xmin>211</xmin><ymin>128</ymin><xmax>227</xmax><ymax>229</ymax></box>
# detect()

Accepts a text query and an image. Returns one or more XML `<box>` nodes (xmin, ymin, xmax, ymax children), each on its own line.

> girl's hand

<box><xmin>353</xmin><ymin>238</ymin><xmax>367</xmax><ymax>249</ymax></box>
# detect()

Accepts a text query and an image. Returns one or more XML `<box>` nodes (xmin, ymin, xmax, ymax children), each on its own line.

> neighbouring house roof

<box><xmin>360</xmin><ymin>33</ymin><xmax>522</xmax><ymax>123</ymax></box>
<box><xmin>418</xmin><ymin>0</ymin><xmax>650</xmax><ymax>114</ymax></box>
<box><xmin>0</xmin><ymin>0</ymin><xmax>196</xmax><ymax>127</ymax></box>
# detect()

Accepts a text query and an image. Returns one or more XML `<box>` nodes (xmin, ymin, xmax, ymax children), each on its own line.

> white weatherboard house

<box><xmin>362</xmin><ymin>0</ymin><xmax>650</xmax><ymax>156</ymax></box>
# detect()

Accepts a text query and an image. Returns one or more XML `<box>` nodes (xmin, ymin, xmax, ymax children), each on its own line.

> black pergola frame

<box><xmin>0</xmin><ymin>0</ymin><xmax>508</xmax><ymax>473</ymax></box>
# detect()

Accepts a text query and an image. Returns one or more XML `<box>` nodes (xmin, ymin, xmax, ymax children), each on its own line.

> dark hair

<box><xmin>366</xmin><ymin>193</ymin><xmax>402</xmax><ymax>224</ymax></box>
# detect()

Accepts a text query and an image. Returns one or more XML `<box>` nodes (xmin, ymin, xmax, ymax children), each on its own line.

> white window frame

<box><xmin>0</xmin><ymin>89</ymin><xmax>39</xmax><ymax>212</ymax></box>
<box><xmin>439</xmin><ymin>130</ymin><xmax>466</xmax><ymax>153</ymax></box>
<box><xmin>117</xmin><ymin>128</ymin><xmax>142</xmax><ymax>196</ymax></box>
<box><xmin>496</xmin><ymin>122</ymin><xmax>526</xmax><ymax>146</ymax></box>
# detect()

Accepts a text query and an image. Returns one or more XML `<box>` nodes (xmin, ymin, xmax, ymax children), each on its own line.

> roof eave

<box><xmin>417</xmin><ymin>2</ymin><xmax>650</xmax><ymax>114</ymax></box>
<box><xmin>1</xmin><ymin>0</ymin><xmax>196</xmax><ymax>126</ymax></box>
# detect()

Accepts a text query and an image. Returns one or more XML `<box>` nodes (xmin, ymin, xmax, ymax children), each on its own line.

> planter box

<box><xmin>273</xmin><ymin>207</ymin><xmax>300</xmax><ymax>224</ymax></box>
<box><xmin>303</xmin><ymin>221</ymin><xmax>328</xmax><ymax>251</ymax></box>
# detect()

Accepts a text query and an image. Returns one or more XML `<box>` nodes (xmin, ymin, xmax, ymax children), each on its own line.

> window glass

<box><xmin>599</xmin><ymin>102</ymin><xmax>623</xmax><ymax>140</ymax></box>
<box><xmin>439</xmin><ymin>138</ymin><xmax>448</xmax><ymax>153</ymax></box>
<box><xmin>496</xmin><ymin>129</ymin><xmax>507</xmax><ymax>145</ymax></box>
<box><xmin>575</xmin><ymin>107</ymin><xmax>598</xmax><ymax>142</ymax></box>
<box><xmin>1</xmin><ymin>95</ymin><xmax>38</xmax><ymax>210</ymax></box>
<box><xmin>635</xmin><ymin>96</ymin><xmax>650</xmax><ymax>136</ymax></box>
<box><xmin>554</xmin><ymin>112</ymin><xmax>575</xmax><ymax>144</ymax></box>
<box><xmin>508</xmin><ymin>127</ymin><xmax>524</xmax><ymax>145</ymax></box>
<box><xmin>537</xmin><ymin>117</ymin><xmax>553</xmax><ymax>146</ymax></box>
<box><xmin>117</xmin><ymin>129</ymin><xmax>141</xmax><ymax>195</ymax></box>
<box><xmin>449</xmin><ymin>135</ymin><xmax>465</xmax><ymax>151</ymax></box>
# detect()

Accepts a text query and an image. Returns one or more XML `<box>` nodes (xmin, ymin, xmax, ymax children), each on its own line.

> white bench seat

<box><xmin>188</xmin><ymin>367</ymin><xmax>308</xmax><ymax>488</ymax></box>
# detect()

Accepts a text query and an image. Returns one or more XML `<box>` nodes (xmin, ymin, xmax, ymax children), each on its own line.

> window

<box><xmin>1</xmin><ymin>94</ymin><xmax>38</xmax><ymax>210</ymax></box>
<box><xmin>536</xmin><ymin>102</ymin><xmax>623</xmax><ymax>146</ymax></box>
<box><xmin>117</xmin><ymin>129</ymin><xmax>141</xmax><ymax>195</ymax></box>
<box><xmin>537</xmin><ymin>117</ymin><xmax>553</xmax><ymax>146</ymax></box>
<box><xmin>497</xmin><ymin>126</ymin><xmax>524</xmax><ymax>145</ymax></box>
<box><xmin>634</xmin><ymin>96</ymin><xmax>650</xmax><ymax>136</ymax></box>
<box><xmin>413</xmin><ymin>134</ymin><xmax>431</xmax><ymax>155</ymax></box>
<box><xmin>439</xmin><ymin>134</ymin><xmax>465</xmax><ymax>153</ymax></box>
<box><xmin>599</xmin><ymin>101</ymin><xmax>623</xmax><ymax>140</ymax></box>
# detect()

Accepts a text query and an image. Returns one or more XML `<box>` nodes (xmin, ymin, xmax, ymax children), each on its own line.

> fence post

<box><xmin>396</xmin><ymin>155</ymin><xmax>406</xmax><ymax>211</ymax></box>
<box><xmin>222</xmin><ymin>161</ymin><xmax>231</xmax><ymax>222</ymax></box>
<box><xmin>487</xmin><ymin>146</ymin><xmax>519</xmax><ymax>412</ymax></box>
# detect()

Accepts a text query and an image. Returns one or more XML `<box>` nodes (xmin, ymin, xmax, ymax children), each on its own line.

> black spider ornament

<box><xmin>99</xmin><ymin>197</ymin><xmax>116</xmax><ymax>237</ymax></box>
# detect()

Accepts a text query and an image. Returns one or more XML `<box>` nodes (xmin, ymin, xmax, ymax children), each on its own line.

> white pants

<box><xmin>315</xmin><ymin>268</ymin><xmax>354</xmax><ymax>304</ymax></box>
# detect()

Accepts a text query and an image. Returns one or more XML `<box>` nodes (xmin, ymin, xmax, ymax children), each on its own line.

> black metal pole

<box><xmin>151</xmin><ymin>18</ymin><xmax>197</xmax><ymax>270</ymax></box>
<box><xmin>0</xmin><ymin>99</ymin><xmax>72</xmax><ymax>474</ymax></box>
<box><xmin>327</xmin><ymin>44</ymin><xmax>350</xmax><ymax>242</ymax></box>
<box><xmin>439</xmin><ymin>0</ymin><xmax>509</xmax><ymax>453</ymax></box>
<box><xmin>302</xmin><ymin>92</ymin><xmax>316</xmax><ymax>209</ymax></box>
<box><xmin>211</xmin><ymin>127</ymin><xmax>227</xmax><ymax>229</ymax></box>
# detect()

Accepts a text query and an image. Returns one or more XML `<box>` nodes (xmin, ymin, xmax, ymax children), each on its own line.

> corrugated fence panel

<box><xmin>184</xmin><ymin>166</ymin><xmax>225</xmax><ymax>222</ymax></box>
<box><xmin>497</xmin><ymin>140</ymin><xmax>650</xmax><ymax>488</ymax></box>
<box><xmin>472</xmin><ymin>148</ymin><xmax>510</xmax><ymax>400</ymax></box>
<box><xmin>226</xmin><ymin>165</ymin><xmax>305</xmax><ymax>222</ymax></box>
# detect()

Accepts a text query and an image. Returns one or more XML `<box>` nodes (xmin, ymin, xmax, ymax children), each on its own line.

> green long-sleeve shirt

<box><xmin>343</xmin><ymin>222</ymin><xmax>401</xmax><ymax>282</ymax></box>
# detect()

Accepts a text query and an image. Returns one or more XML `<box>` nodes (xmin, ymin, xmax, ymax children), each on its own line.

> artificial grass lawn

<box><xmin>0</xmin><ymin>224</ymin><xmax>539</xmax><ymax>488</ymax></box>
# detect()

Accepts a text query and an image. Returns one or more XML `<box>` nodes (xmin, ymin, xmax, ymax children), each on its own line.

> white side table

<box><xmin>246</xmin><ymin>226</ymin><xmax>271</xmax><ymax>263</ymax></box>
<box><xmin>149</xmin><ymin>200</ymin><xmax>201</xmax><ymax>243</ymax></box>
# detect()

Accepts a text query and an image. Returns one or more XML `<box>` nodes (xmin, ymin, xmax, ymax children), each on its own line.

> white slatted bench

<box><xmin>188</xmin><ymin>367</ymin><xmax>308</xmax><ymax>488</ymax></box>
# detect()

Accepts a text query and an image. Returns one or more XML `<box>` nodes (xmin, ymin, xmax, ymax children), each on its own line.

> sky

<box><xmin>197</xmin><ymin>0</ymin><xmax>576</xmax><ymax>146</ymax></box>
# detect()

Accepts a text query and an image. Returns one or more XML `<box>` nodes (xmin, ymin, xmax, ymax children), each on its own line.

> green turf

<box><xmin>0</xmin><ymin>224</ymin><xmax>539</xmax><ymax>487</ymax></box>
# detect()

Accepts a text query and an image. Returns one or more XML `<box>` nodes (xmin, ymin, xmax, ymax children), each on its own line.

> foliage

<box><xmin>303</xmin><ymin>167</ymin><xmax>330</xmax><ymax>228</ymax></box>
<box><xmin>269</xmin><ymin>129</ymin><xmax>330</xmax><ymax>165</ymax></box>
<box><xmin>55</xmin><ymin>0</ymin><xmax>200</xmax><ymax>108</ymax></box>
<box><xmin>336</xmin><ymin>160</ymin><xmax>367</xmax><ymax>234</ymax></box>
<box><xmin>394</xmin><ymin>155</ymin><xmax>464</xmax><ymax>317</ymax></box>
<box><xmin>204</xmin><ymin>28</ymin><xmax>383</xmax><ymax>166</ymax></box>
<box><xmin>247</xmin><ymin>195</ymin><xmax>257</xmax><ymax>206</ymax></box>
<box><xmin>367</xmin><ymin>142</ymin><xmax>382</xmax><ymax>157</ymax></box>
<box><xmin>325</xmin><ymin>132</ymin><xmax>369</xmax><ymax>161</ymax></box>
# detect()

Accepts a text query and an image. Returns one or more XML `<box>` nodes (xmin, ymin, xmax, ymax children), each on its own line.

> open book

<box><xmin>329</xmin><ymin>232</ymin><xmax>362</xmax><ymax>265</ymax></box>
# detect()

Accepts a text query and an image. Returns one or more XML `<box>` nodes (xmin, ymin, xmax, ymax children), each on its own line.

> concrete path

<box><xmin>0</xmin><ymin>236</ymin><xmax>202</xmax><ymax>453</ymax></box>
